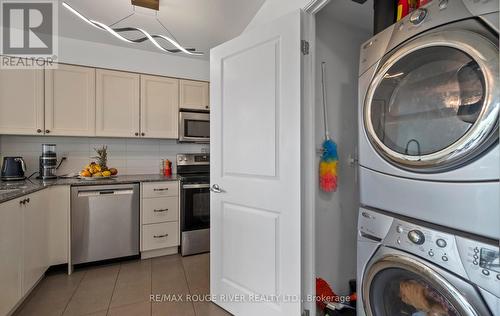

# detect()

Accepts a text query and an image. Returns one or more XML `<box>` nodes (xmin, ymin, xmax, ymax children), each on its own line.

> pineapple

<box><xmin>92</xmin><ymin>145</ymin><xmax>108</xmax><ymax>171</ymax></box>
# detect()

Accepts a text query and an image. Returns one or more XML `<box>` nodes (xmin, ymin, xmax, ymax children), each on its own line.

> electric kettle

<box><xmin>1</xmin><ymin>157</ymin><xmax>26</xmax><ymax>181</ymax></box>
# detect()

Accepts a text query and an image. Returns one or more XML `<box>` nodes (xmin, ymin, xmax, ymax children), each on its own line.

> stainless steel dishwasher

<box><xmin>71</xmin><ymin>184</ymin><xmax>139</xmax><ymax>265</ymax></box>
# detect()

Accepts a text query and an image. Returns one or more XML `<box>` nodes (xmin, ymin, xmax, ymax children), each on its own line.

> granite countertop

<box><xmin>0</xmin><ymin>174</ymin><xmax>179</xmax><ymax>204</ymax></box>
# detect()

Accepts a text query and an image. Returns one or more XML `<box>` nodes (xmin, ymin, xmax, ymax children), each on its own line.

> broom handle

<box><xmin>321</xmin><ymin>62</ymin><xmax>329</xmax><ymax>140</ymax></box>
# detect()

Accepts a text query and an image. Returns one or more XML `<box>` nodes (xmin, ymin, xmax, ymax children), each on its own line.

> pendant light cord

<box><xmin>108</xmin><ymin>11</ymin><xmax>135</xmax><ymax>27</ymax></box>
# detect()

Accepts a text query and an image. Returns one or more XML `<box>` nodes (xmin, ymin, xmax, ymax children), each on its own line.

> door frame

<box><xmin>301</xmin><ymin>1</ymin><xmax>332</xmax><ymax>315</ymax></box>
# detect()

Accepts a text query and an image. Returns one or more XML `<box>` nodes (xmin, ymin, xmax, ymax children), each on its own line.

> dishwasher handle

<box><xmin>77</xmin><ymin>189</ymin><xmax>135</xmax><ymax>197</ymax></box>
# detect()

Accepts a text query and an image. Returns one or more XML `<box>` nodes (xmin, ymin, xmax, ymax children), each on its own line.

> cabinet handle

<box><xmin>141</xmin><ymin>132</ymin><xmax>145</xmax><ymax>136</ymax></box>
<box><xmin>25</xmin><ymin>198</ymin><xmax>30</xmax><ymax>204</ymax></box>
<box><xmin>37</xmin><ymin>129</ymin><xmax>42</xmax><ymax>133</ymax></box>
<box><xmin>153</xmin><ymin>233</ymin><xmax>169</xmax><ymax>238</ymax></box>
<box><xmin>19</xmin><ymin>199</ymin><xmax>25</xmax><ymax>205</ymax></box>
<box><xmin>153</xmin><ymin>188</ymin><xmax>169</xmax><ymax>192</ymax></box>
<box><xmin>153</xmin><ymin>208</ymin><xmax>168</xmax><ymax>213</ymax></box>
<box><xmin>135</xmin><ymin>132</ymin><xmax>139</xmax><ymax>136</ymax></box>
<box><xmin>45</xmin><ymin>130</ymin><xmax>50</xmax><ymax>134</ymax></box>
<box><xmin>205</xmin><ymin>106</ymin><xmax>209</xmax><ymax>109</ymax></box>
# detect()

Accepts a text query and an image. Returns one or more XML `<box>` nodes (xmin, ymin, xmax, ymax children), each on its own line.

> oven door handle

<box><xmin>182</xmin><ymin>183</ymin><xmax>210</xmax><ymax>189</ymax></box>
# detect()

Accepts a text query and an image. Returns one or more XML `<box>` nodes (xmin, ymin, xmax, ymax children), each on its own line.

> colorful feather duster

<box><xmin>319</xmin><ymin>62</ymin><xmax>338</xmax><ymax>192</ymax></box>
<box><xmin>320</xmin><ymin>139</ymin><xmax>338</xmax><ymax>192</ymax></box>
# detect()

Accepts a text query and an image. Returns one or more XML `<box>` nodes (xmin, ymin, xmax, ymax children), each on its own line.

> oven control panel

<box><xmin>177</xmin><ymin>153</ymin><xmax>210</xmax><ymax>166</ymax></box>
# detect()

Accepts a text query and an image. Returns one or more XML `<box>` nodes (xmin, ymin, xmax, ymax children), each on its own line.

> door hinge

<box><xmin>301</xmin><ymin>40</ymin><xmax>310</xmax><ymax>55</ymax></box>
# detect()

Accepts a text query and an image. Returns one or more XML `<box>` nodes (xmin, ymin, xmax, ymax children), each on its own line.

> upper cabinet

<box><xmin>180</xmin><ymin>80</ymin><xmax>209</xmax><ymax>111</ymax></box>
<box><xmin>45</xmin><ymin>65</ymin><xmax>96</xmax><ymax>136</ymax></box>
<box><xmin>0</xmin><ymin>61</ymin><xmax>206</xmax><ymax>139</ymax></box>
<box><xmin>140</xmin><ymin>75</ymin><xmax>179</xmax><ymax>139</ymax></box>
<box><xmin>96</xmin><ymin>69</ymin><xmax>140</xmax><ymax>137</ymax></box>
<box><xmin>0</xmin><ymin>60</ymin><xmax>44</xmax><ymax>135</ymax></box>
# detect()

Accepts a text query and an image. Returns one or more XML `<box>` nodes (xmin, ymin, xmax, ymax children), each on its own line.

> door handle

<box><xmin>210</xmin><ymin>184</ymin><xmax>224</xmax><ymax>193</ymax></box>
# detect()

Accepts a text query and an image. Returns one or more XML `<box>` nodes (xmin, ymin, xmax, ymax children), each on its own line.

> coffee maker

<box><xmin>39</xmin><ymin>144</ymin><xmax>58</xmax><ymax>180</ymax></box>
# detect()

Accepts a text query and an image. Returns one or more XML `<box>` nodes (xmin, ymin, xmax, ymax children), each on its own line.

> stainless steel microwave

<box><xmin>179</xmin><ymin>111</ymin><xmax>210</xmax><ymax>143</ymax></box>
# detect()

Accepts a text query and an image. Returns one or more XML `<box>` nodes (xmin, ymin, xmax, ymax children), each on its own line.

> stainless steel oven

<box><xmin>179</xmin><ymin>111</ymin><xmax>210</xmax><ymax>143</ymax></box>
<box><xmin>177</xmin><ymin>153</ymin><xmax>210</xmax><ymax>256</ymax></box>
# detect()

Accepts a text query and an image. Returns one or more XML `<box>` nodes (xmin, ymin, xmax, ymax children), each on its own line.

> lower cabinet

<box><xmin>0</xmin><ymin>186</ymin><xmax>69</xmax><ymax>316</ymax></box>
<box><xmin>140</xmin><ymin>181</ymin><xmax>180</xmax><ymax>259</ymax></box>
<box><xmin>142</xmin><ymin>222</ymin><xmax>179</xmax><ymax>251</ymax></box>
<box><xmin>0</xmin><ymin>197</ymin><xmax>23</xmax><ymax>316</ymax></box>
<box><xmin>22</xmin><ymin>190</ymin><xmax>49</xmax><ymax>294</ymax></box>
<box><xmin>47</xmin><ymin>186</ymin><xmax>70</xmax><ymax>266</ymax></box>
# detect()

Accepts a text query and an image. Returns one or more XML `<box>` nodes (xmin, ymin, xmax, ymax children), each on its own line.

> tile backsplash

<box><xmin>0</xmin><ymin>135</ymin><xmax>209</xmax><ymax>176</ymax></box>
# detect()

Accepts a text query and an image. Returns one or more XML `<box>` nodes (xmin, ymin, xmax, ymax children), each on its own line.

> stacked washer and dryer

<box><xmin>356</xmin><ymin>0</ymin><xmax>499</xmax><ymax>315</ymax></box>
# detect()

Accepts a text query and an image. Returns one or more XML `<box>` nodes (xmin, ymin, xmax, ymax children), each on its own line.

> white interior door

<box><xmin>210</xmin><ymin>10</ymin><xmax>303</xmax><ymax>316</ymax></box>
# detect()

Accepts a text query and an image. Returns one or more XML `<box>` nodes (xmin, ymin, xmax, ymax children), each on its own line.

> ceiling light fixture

<box><xmin>62</xmin><ymin>2</ymin><xmax>203</xmax><ymax>56</ymax></box>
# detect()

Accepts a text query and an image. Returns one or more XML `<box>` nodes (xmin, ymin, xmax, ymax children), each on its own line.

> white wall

<box><xmin>57</xmin><ymin>35</ymin><xmax>210</xmax><ymax>81</ymax></box>
<box><xmin>0</xmin><ymin>135</ymin><xmax>208</xmax><ymax>177</ymax></box>
<box><xmin>244</xmin><ymin>0</ymin><xmax>313</xmax><ymax>31</ymax></box>
<box><xmin>314</xmin><ymin>1</ymin><xmax>373</xmax><ymax>295</ymax></box>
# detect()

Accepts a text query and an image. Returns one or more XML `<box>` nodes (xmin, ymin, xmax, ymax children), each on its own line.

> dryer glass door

<box><xmin>364</xmin><ymin>30</ymin><xmax>499</xmax><ymax>172</ymax></box>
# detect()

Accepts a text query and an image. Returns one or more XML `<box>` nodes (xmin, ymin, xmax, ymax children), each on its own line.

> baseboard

<box><xmin>141</xmin><ymin>246</ymin><xmax>179</xmax><ymax>259</ymax></box>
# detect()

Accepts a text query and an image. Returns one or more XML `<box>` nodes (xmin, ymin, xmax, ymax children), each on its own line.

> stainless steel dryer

<box><xmin>357</xmin><ymin>208</ymin><xmax>500</xmax><ymax>316</ymax></box>
<box><xmin>358</xmin><ymin>0</ymin><xmax>499</xmax><ymax>238</ymax></box>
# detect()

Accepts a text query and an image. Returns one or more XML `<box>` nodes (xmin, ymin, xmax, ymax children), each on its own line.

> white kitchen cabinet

<box><xmin>140</xmin><ymin>75</ymin><xmax>179</xmax><ymax>139</ymax></box>
<box><xmin>0</xmin><ymin>187</ymin><xmax>66</xmax><ymax>315</ymax></box>
<box><xmin>96</xmin><ymin>69</ymin><xmax>140</xmax><ymax>137</ymax></box>
<box><xmin>45</xmin><ymin>65</ymin><xmax>96</xmax><ymax>136</ymax></box>
<box><xmin>22</xmin><ymin>190</ymin><xmax>49</xmax><ymax>294</ymax></box>
<box><xmin>142</xmin><ymin>222</ymin><xmax>179</xmax><ymax>251</ymax></box>
<box><xmin>0</xmin><ymin>198</ymin><xmax>23</xmax><ymax>316</ymax></box>
<box><xmin>142</xmin><ymin>181</ymin><xmax>179</xmax><ymax>198</ymax></box>
<box><xmin>0</xmin><ymin>58</ymin><xmax>44</xmax><ymax>135</ymax></box>
<box><xmin>47</xmin><ymin>186</ymin><xmax>70</xmax><ymax>266</ymax></box>
<box><xmin>142</xmin><ymin>197</ymin><xmax>178</xmax><ymax>225</ymax></box>
<box><xmin>140</xmin><ymin>181</ymin><xmax>180</xmax><ymax>259</ymax></box>
<box><xmin>179</xmin><ymin>79</ymin><xmax>209</xmax><ymax>111</ymax></box>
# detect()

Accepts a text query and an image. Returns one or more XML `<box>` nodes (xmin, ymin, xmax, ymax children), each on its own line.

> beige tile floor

<box><xmin>14</xmin><ymin>253</ymin><xmax>232</xmax><ymax>316</ymax></box>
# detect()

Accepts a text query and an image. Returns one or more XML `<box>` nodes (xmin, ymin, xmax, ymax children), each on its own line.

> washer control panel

<box><xmin>455</xmin><ymin>236</ymin><xmax>500</xmax><ymax>298</ymax></box>
<box><xmin>385</xmin><ymin>220</ymin><xmax>468</xmax><ymax>280</ymax></box>
<box><xmin>384</xmin><ymin>219</ymin><xmax>500</xmax><ymax>297</ymax></box>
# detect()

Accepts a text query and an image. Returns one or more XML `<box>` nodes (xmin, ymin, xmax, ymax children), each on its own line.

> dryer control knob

<box><xmin>408</xmin><ymin>230</ymin><xmax>425</xmax><ymax>245</ymax></box>
<box><xmin>410</xmin><ymin>8</ymin><xmax>427</xmax><ymax>25</ymax></box>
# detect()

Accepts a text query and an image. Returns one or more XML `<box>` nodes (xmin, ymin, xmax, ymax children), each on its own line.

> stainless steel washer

<box><xmin>357</xmin><ymin>208</ymin><xmax>500</xmax><ymax>316</ymax></box>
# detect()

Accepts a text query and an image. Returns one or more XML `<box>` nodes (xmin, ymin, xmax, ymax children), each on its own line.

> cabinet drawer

<box><xmin>143</xmin><ymin>197</ymin><xmax>178</xmax><ymax>224</ymax></box>
<box><xmin>142</xmin><ymin>222</ymin><xmax>179</xmax><ymax>251</ymax></box>
<box><xmin>142</xmin><ymin>181</ymin><xmax>178</xmax><ymax>198</ymax></box>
